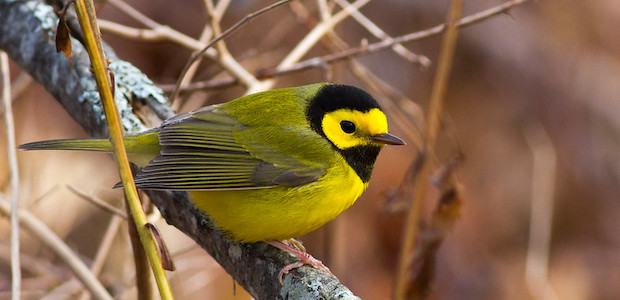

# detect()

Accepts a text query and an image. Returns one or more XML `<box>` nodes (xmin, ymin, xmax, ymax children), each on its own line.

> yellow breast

<box><xmin>189</xmin><ymin>158</ymin><xmax>367</xmax><ymax>242</ymax></box>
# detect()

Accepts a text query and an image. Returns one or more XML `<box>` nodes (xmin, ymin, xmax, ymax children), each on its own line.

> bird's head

<box><xmin>307</xmin><ymin>84</ymin><xmax>405</xmax><ymax>182</ymax></box>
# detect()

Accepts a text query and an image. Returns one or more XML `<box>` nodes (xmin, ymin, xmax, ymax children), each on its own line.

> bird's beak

<box><xmin>372</xmin><ymin>133</ymin><xmax>406</xmax><ymax>145</ymax></box>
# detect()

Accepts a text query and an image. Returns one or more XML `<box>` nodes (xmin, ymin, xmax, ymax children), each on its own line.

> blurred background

<box><xmin>2</xmin><ymin>0</ymin><xmax>620</xmax><ymax>299</ymax></box>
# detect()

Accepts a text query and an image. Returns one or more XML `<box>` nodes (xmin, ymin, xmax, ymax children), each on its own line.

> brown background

<box><xmin>1</xmin><ymin>0</ymin><xmax>619</xmax><ymax>299</ymax></box>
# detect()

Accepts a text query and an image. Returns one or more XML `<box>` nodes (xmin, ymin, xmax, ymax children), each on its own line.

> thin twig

<box><xmin>106</xmin><ymin>0</ymin><xmax>160</xmax><ymax>29</ymax></box>
<box><xmin>42</xmin><ymin>279</ymin><xmax>83</xmax><ymax>300</ymax></box>
<box><xmin>252</xmin><ymin>0</ymin><xmax>372</xmax><ymax>93</ymax></box>
<box><xmin>204</xmin><ymin>0</ymin><xmax>226</xmax><ymax>54</ymax></box>
<box><xmin>169</xmin><ymin>0</ymin><xmax>532</xmax><ymax>93</ymax></box>
<box><xmin>97</xmin><ymin>20</ymin><xmax>171</xmax><ymax>42</ymax></box>
<box><xmin>317</xmin><ymin>0</ymin><xmax>333</xmax><ymax>22</ymax></box>
<box><xmin>101</xmin><ymin>1</ymin><xmax>209</xmax><ymax>50</ymax></box>
<box><xmin>0</xmin><ymin>195</ymin><xmax>113</xmax><ymax>300</ymax></box>
<box><xmin>66</xmin><ymin>185</ymin><xmax>127</xmax><ymax>219</ymax></box>
<box><xmin>27</xmin><ymin>185</ymin><xmax>60</xmax><ymax>209</ymax></box>
<box><xmin>0</xmin><ymin>243</ymin><xmax>68</xmax><ymax>279</ymax></box>
<box><xmin>1</xmin><ymin>50</ymin><xmax>21</xmax><ymax>300</ymax></box>
<box><xmin>44</xmin><ymin>214</ymin><xmax>124</xmax><ymax>300</ymax></box>
<box><xmin>348</xmin><ymin>61</ymin><xmax>424</xmax><ymax>149</ymax></box>
<box><xmin>333</xmin><ymin>0</ymin><xmax>431</xmax><ymax>67</ymax></box>
<box><xmin>279</xmin><ymin>0</ymin><xmax>369</xmax><ymax>69</ymax></box>
<box><xmin>172</xmin><ymin>23</ymin><xmax>213</xmax><ymax>111</ymax></box>
<box><xmin>259</xmin><ymin>0</ymin><xmax>531</xmax><ymax>78</ymax></box>
<box><xmin>171</xmin><ymin>0</ymin><xmax>292</xmax><ymax>101</ymax></box>
<box><xmin>175</xmin><ymin>0</ymin><xmax>242</xmax><ymax>106</ymax></box>
<box><xmin>394</xmin><ymin>0</ymin><xmax>464</xmax><ymax>298</ymax></box>
<box><xmin>175</xmin><ymin>0</ymin><xmax>230</xmax><ymax>101</ymax></box>
<box><xmin>158</xmin><ymin>78</ymin><xmax>237</xmax><ymax>93</ymax></box>
<box><xmin>105</xmin><ymin>0</ymin><xmax>257</xmax><ymax>89</ymax></box>
<box><xmin>525</xmin><ymin>123</ymin><xmax>559</xmax><ymax>300</ymax></box>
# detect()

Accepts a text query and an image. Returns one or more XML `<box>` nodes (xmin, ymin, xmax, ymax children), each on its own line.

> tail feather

<box><xmin>18</xmin><ymin>138</ymin><xmax>112</xmax><ymax>152</ymax></box>
<box><xmin>19</xmin><ymin>133</ymin><xmax>161</xmax><ymax>168</ymax></box>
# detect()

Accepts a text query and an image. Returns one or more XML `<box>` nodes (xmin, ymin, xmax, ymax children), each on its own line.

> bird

<box><xmin>19</xmin><ymin>82</ymin><xmax>405</xmax><ymax>283</ymax></box>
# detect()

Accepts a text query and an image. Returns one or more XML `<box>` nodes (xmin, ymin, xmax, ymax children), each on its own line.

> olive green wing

<box><xmin>132</xmin><ymin>106</ymin><xmax>326</xmax><ymax>191</ymax></box>
<box><xmin>220</xmin><ymin>83</ymin><xmax>338</xmax><ymax>173</ymax></box>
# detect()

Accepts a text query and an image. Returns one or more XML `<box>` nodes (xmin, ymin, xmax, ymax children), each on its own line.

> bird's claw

<box><xmin>277</xmin><ymin>250</ymin><xmax>333</xmax><ymax>285</ymax></box>
<box><xmin>269</xmin><ymin>240</ymin><xmax>333</xmax><ymax>285</ymax></box>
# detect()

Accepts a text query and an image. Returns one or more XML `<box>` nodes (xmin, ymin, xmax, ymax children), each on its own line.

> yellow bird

<box><xmin>20</xmin><ymin>83</ymin><xmax>405</xmax><ymax>281</ymax></box>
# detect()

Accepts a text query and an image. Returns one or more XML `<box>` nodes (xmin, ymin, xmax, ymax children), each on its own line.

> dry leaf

<box><xmin>146</xmin><ymin>223</ymin><xmax>175</xmax><ymax>271</ymax></box>
<box><xmin>55</xmin><ymin>15</ymin><xmax>71</xmax><ymax>59</ymax></box>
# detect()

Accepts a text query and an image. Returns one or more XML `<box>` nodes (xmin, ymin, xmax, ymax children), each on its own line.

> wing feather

<box><xmin>131</xmin><ymin>107</ymin><xmax>326</xmax><ymax>191</ymax></box>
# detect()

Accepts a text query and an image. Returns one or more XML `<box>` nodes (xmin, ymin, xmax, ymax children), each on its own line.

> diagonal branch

<box><xmin>333</xmin><ymin>0</ymin><xmax>431</xmax><ymax>68</ymax></box>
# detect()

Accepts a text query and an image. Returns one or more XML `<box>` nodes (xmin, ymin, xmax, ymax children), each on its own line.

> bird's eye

<box><xmin>340</xmin><ymin>120</ymin><xmax>356</xmax><ymax>134</ymax></box>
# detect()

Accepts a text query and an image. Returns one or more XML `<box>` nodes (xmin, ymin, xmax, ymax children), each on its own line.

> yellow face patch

<box><xmin>321</xmin><ymin>108</ymin><xmax>388</xmax><ymax>149</ymax></box>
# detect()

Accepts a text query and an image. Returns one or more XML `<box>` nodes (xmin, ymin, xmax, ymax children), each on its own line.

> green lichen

<box><xmin>26</xmin><ymin>1</ymin><xmax>56</xmax><ymax>39</ymax></box>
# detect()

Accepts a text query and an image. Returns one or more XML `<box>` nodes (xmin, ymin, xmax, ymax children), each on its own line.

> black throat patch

<box><xmin>306</xmin><ymin>84</ymin><xmax>383</xmax><ymax>183</ymax></box>
<box><xmin>339</xmin><ymin>145</ymin><xmax>382</xmax><ymax>183</ymax></box>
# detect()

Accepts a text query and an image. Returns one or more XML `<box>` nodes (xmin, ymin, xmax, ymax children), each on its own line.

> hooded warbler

<box><xmin>19</xmin><ymin>83</ymin><xmax>405</xmax><ymax>279</ymax></box>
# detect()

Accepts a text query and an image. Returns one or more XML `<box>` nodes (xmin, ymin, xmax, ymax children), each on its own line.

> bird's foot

<box><xmin>268</xmin><ymin>240</ymin><xmax>333</xmax><ymax>285</ymax></box>
<box><xmin>284</xmin><ymin>238</ymin><xmax>307</xmax><ymax>252</ymax></box>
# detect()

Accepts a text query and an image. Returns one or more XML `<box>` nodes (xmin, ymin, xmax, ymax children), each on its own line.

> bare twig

<box><xmin>247</xmin><ymin>0</ymin><xmax>370</xmax><ymax>94</ymax></box>
<box><xmin>259</xmin><ymin>0</ymin><xmax>531</xmax><ymax>78</ymax></box>
<box><xmin>333</xmin><ymin>0</ymin><xmax>431</xmax><ymax>68</ymax></box>
<box><xmin>172</xmin><ymin>16</ymin><xmax>213</xmax><ymax>111</ymax></box>
<box><xmin>394</xmin><ymin>0</ymin><xmax>463</xmax><ymax>298</ymax></box>
<box><xmin>316</xmin><ymin>0</ymin><xmax>332</xmax><ymax>21</ymax></box>
<box><xmin>45</xmin><ymin>214</ymin><xmax>124</xmax><ymax>300</ymax></box>
<box><xmin>105</xmin><ymin>0</ymin><xmax>257</xmax><ymax>90</ymax></box>
<box><xmin>103</xmin><ymin>0</ymin><xmax>207</xmax><ymax>49</ymax></box>
<box><xmin>66</xmin><ymin>185</ymin><xmax>127</xmax><ymax>219</ymax></box>
<box><xmin>204</xmin><ymin>0</ymin><xmax>227</xmax><ymax>55</ymax></box>
<box><xmin>181</xmin><ymin>0</ymin><xmax>232</xmax><ymax>91</ymax></box>
<box><xmin>278</xmin><ymin>0</ymin><xmax>369</xmax><ymax>69</ymax></box>
<box><xmin>97</xmin><ymin>20</ymin><xmax>172</xmax><ymax>42</ymax></box>
<box><xmin>28</xmin><ymin>185</ymin><xmax>60</xmax><ymax>209</ymax></box>
<box><xmin>348</xmin><ymin>62</ymin><xmax>425</xmax><ymax>149</ymax></box>
<box><xmin>0</xmin><ymin>243</ymin><xmax>68</xmax><ymax>279</ymax></box>
<box><xmin>175</xmin><ymin>0</ymin><xmax>229</xmax><ymax>96</ymax></box>
<box><xmin>171</xmin><ymin>0</ymin><xmax>292</xmax><ymax>101</ymax></box>
<box><xmin>158</xmin><ymin>78</ymin><xmax>237</xmax><ymax>93</ymax></box>
<box><xmin>252</xmin><ymin>0</ymin><xmax>370</xmax><ymax>93</ymax></box>
<box><xmin>170</xmin><ymin>0</ymin><xmax>531</xmax><ymax>93</ymax></box>
<box><xmin>525</xmin><ymin>123</ymin><xmax>559</xmax><ymax>300</ymax></box>
<box><xmin>42</xmin><ymin>279</ymin><xmax>83</xmax><ymax>299</ymax></box>
<box><xmin>1</xmin><ymin>50</ymin><xmax>21</xmax><ymax>300</ymax></box>
<box><xmin>173</xmin><ymin>0</ymin><xmax>237</xmax><ymax>107</ymax></box>
<box><xmin>0</xmin><ymin>195</ymin><xmax>113</xmax><ymax>300</ymax></box>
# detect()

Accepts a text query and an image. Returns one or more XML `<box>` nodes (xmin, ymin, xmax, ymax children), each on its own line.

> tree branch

<box><xmin>0</xmin><ymin>0</ymin><xmax>358</xmax><ymax>299</ymax></box>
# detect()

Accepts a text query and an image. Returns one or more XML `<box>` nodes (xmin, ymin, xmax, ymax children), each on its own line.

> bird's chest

<box><xmin>189</xmin><ymin>161</ymin><xmax>367</xmax><ymax>242</ymax></box>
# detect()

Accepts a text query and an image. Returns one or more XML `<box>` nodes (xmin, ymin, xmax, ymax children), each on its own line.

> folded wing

<box><xmin>132</xmin><ymin>107</ymin><xmax>326</xmax><ymax>190</ymax></box>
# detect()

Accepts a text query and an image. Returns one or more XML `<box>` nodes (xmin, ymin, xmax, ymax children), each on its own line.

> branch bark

<box><xmin>0</xmin><ymin>1</ymin><xmax>358</xmax><ymax>299</ymax></box>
